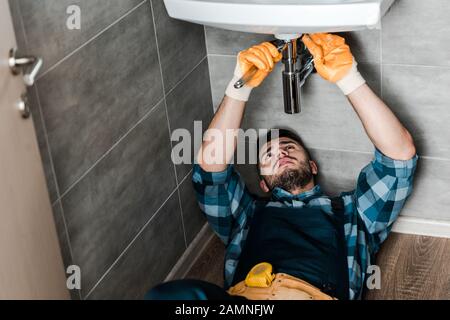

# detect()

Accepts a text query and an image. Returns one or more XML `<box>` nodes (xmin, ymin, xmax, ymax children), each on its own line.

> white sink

<box><xmin>163</xmin><ymin>0</ymin><xmax>395</xmax><ymax>39</ymax></box>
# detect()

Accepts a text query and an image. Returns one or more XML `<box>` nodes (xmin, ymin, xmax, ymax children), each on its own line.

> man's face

<box><xmin>259</xmin><ymin>137</ymin><xmax>316</xmax><ymax>193</ymax></box>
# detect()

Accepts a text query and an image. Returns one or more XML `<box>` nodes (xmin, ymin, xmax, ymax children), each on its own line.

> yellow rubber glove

<box><xmin>302</xmin><ymin>33</ymin><xmax>366</xmax><ymax>95</ymax></box>
<box><xmin>226</xmin><ymin>42</ymin><xmax>282</xmax><ymax>102</ymax></box>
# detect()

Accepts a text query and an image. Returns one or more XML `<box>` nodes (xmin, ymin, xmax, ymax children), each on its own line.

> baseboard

<box><xmin>165</xmin><ymin>223</ymin><xmax>215</xmax><ymax>282</ymax></box>
<box><xmin>392</xmin><ymin>216</ymin><xmax>450</xmax><ymax>239</ymax></box>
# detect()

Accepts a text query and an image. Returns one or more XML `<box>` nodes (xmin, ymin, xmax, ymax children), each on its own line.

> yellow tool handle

<box><xmin>233</xmin><ymin>40</ymin><xmax>287</xmax><ymax>89</ymax></box>
<box><xmin>245</xmin><ymin>262</ymin><xmax>276</xmax><ymax>288</ymax></box>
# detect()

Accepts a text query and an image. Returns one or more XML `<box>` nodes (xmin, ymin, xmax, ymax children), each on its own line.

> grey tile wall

<box><xmin>62</xmin><ymin>101</ymin><xmax>177</xmax><ymax>295</ymax></box>
<box><xmin>10</xmin><ymin>0</ymin><xmax>211</xmax><ymax>299</ymax></box>
<box><xmin>382</xmin><ymin>0</ymin><xmax>450</xmax><ymax>67</ymax></box>
<box><xmin>336</xmin><ymin>30</ymin><xmax>381</xmax><ymax>64</ymax></box>
<box><xmin>205</xmin><ymin>0</ymin><xmax>450</xmax><ymax>222</ymax></box>
<box><xmin>178</xmin><ymin>172</ymin><xmax>207</xmax><ymax>244</ymax></box>
<box><xmin>15</xmin><ymin>0</ymin><xmax>144</xmax><ymax>73</ymax></box>
<box><xmin>52</xmin><ymin>201</ymin><xmax>81</xmax><ymax>300</ymax></box>
<box><xmin>205</xmin><ymin>26</ymin><xmax>272</xmax><ymax>56</ymax></box>
<box><xmin>382</xmin><ymin>65</ymin><xmax>450</xmax><ymax>158</ymax></box>
<box><xmin>86</xmin><ymin>192</ymin><xmax>186</xmax><ymax>300</ymax></box>
<box><xmin>27</xmin><ymin>86</ymin><xmax>59</xmax><ymax>203</ymax></box>
<box><xmin>151</xmin><ymin>0</ymin><xmax>207</xmax><ymax>92</ymax></box>
<box><xmin>166</xmin><ymin>58</ymin><xmax>214</xmax><ymax>182</ymax></box>
<box><xmin>37</xmin><ymin>3</ymin><xmax>164</xmax><ymax>193</ymax></box>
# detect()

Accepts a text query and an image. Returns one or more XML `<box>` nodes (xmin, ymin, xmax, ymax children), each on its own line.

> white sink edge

<box><xmin>164</xmin><ymin>0</ymin><xmax>394</xmax><ymax>34</ymax></box>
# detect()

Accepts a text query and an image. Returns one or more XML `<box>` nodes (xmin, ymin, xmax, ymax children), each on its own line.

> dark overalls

<box><xmin>146</xmin><ymin>198</ymin><xmax>349</xmax><ymax>300</ymax></box>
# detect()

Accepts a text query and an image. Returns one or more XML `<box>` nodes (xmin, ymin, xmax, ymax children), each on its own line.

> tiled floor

<box><xmin>185</xmin><ymin>233</ymin><xmax>450</xmax><ymax>300</ymax></box>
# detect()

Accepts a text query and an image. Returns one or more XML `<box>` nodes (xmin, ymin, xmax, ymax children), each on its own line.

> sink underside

<box><xmin>164</xmin><ymin>0</ymin><xmax>395</xmax><ymax>37</ymax></box>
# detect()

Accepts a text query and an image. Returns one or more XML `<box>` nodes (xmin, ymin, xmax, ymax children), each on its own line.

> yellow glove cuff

<box><xmin>336</xmin><ymin>59</ymin><xmax>366</xmax><ymax>95</ymax></box>
<box><xmin>225</xmin><ymin>62</ymin><xmax>253</xmax><ymax>102</ymax></box>
<box><xmin>225</xmin><ymin>76</ymin><xmax>253</xmax><ymax>102</ymax></box>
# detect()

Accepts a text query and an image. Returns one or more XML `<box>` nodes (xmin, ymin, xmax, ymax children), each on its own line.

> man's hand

<box><xmin>302</xmin><ymin>33</ymin><xmax>366</xmax><ymax>96</ymax></box>
<box><xmin>225</xmin><ymin>42</ymin><xmax>283</xmax><ymax>102</ymax></box>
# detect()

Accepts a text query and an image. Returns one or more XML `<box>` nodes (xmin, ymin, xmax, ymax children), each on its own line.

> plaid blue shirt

<box><xmin>192</xmin><ymin>149</ymin><xmax>418</xmax><ymax>300</ymax></box>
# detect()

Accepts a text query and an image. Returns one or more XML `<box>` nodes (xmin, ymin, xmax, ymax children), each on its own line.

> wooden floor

<box><xmin>185</xmin><ymin>233</ymin><xmax>450</xmax><ymax>300</ymax></box>
<box><xmin>365</xmin><ymin>233</ymin><xmax>450</xmax><ymax>300</ymax></box>
<box><xmin>184</xmin><ymin>235</ymin><xmax>225</xmax><ymax>288</ymax></box>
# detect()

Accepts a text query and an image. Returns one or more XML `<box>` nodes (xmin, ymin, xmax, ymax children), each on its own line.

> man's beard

<box><xmin>264</xmin><ymin>161</ymin><xmax>313</xmax><ymax>193</ymax></box>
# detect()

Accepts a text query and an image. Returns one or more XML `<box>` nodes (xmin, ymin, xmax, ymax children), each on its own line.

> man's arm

<box><xmin>197</xmin><ymin>96</ymin><xmax>246</xmax><ymax>173</ymax></box>
<box><xmin>198</xmin><ymin>42</ymin><xmax>282</xmax><ymax>172</ymax></box>
<box><xmin>193</xmin><ymin>42</ymin><xmax>282</xmax><ymax>244</ymax></box>
<box><xmin>349</xmin><ymin>85</ymin><xmax>418</xmax><ymax>252</ymax></box>
<box><xmin>193</xmin><ymin>81</ymin><xmax>249</xmax><ymax>246</ymax></box>
<box><xmin>348</xmin><ymin>84</ymin><xmax>416</xmax><ymax>161</ymax></box>
<box><xmin>342</xmin><ymin>59</ymin><xmax>418</xmax><ymax>253</ymax></box>
<box><xmin>303</xmin><ymin>33</ymin><xmax>418</xmax><ymax>253</ymax></box>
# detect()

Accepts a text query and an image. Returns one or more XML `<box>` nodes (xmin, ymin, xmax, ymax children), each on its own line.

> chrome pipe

<box><xmin>282</xmin><ymin>39</ymin><xmax>301</xmax><ymax>114</ymax></box>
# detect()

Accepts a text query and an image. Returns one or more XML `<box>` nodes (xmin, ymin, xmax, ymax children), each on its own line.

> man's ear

<box><xmin>310</xmin><ymin>160</ymin><xmax>318</xmax><ymax>175</ymax></box>
<box><xmin>259</xmin><ymin>179</ymin><xmax>270</xmax><ymax>193</ymax></box>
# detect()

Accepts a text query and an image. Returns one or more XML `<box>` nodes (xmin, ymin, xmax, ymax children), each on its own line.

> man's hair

<box><xmin>256</xmin><ymin>128</ymin><xmax>312</xmax><ymax>168</ymax></box>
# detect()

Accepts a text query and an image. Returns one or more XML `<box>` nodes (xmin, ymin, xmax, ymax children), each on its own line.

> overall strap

<box><xmin>329</xmin><ymin>196</ymin><xmax>349</xmax><ymax>300</ymax></box>
<box><xmin>330</xmin><ymin>196</ymin><xmax>345</xmax><ymax>218</ymax></box>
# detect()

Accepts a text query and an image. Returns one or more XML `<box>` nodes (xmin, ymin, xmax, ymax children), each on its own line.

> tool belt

<box><xmin>227</xmin><ymin>263</ymin><xmax>336</xmax><ymax>300</ymax></box>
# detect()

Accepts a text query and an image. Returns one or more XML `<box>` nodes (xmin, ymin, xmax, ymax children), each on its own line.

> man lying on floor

<box><xmin>147</xmin><ymin>33</ymin><xmax>418</xmax><ymax>300</ymax></box>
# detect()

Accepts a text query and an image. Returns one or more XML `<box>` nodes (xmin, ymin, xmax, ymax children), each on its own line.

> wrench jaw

<box><xmin>234</xmin><ymin>38</ymin><xmax>315</xmax><ymax>115</ymax></box>
<box><xmin>297</xmin><ymin>40</ymin><xmax>316</xmax><ymax>87</ymax></box>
